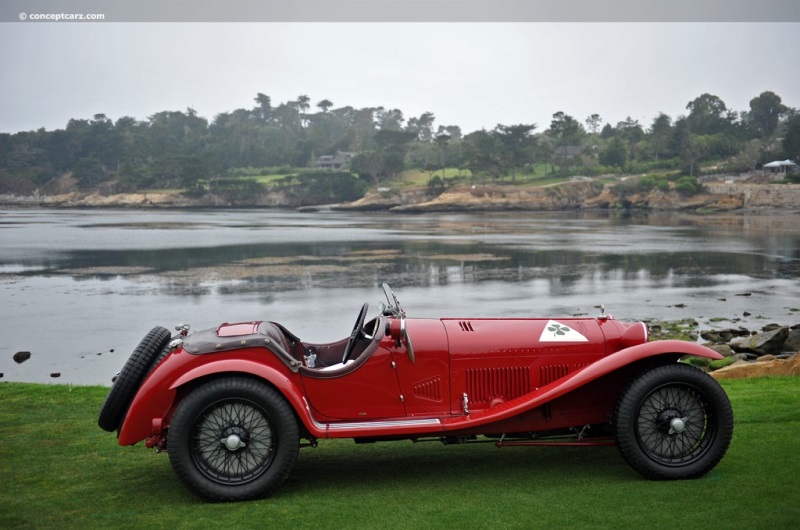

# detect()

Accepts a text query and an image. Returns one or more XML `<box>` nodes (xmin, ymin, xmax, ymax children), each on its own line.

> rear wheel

<box><xmin>614</xmin><ymin>363</ymin><xmax>733</xmax><ymax>480</ymax></box>
<box><xmin>167</xmin><ymin>377</ymin><xmax>299</xmax><ymax>502</ymax></box>
<box><xmin>98</xmin><ymin>326</ymin><xmax>172</xmax><ymax>432</ymax></box>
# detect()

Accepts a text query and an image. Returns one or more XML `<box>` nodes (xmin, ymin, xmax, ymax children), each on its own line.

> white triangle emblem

<box><xmin>539</xmin><ymin>320</ymin><xmax>589</xmax><ymax>342</ymax></box>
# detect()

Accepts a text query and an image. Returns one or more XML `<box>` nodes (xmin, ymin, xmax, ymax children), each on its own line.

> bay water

<box><xmin>1</xmin><ymin>208</ymin><xmax>798</xmax><ymax>385</ymax></box>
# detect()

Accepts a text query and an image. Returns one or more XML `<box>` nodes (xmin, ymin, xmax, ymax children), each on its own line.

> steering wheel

<box><xmin>342</xmin><ymin>303</ymin><xmax>369</xmax><ymax>364</ymax></box>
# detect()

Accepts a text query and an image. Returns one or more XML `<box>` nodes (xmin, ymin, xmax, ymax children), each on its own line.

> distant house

<box><xmin>316</xmin><ymin>151</ymin><xmax>356</xmax><ymax>170</ymax></box>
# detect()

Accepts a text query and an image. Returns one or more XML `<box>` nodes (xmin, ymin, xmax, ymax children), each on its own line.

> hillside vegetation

<box><xmin>2</xmin><ymin>91</ymin><xmax>799</xmax><ymax>207</ymax></box>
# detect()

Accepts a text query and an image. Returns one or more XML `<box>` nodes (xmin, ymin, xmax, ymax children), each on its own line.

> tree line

<box><xmin>1</xmin><ymin>90</ymin><xmax>798</xmax><ymax>196</ymax></box>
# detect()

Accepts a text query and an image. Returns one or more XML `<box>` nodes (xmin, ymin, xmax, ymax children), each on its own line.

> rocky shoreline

<box><xmin>2</xmin><ymin>181</ymin><xmax>800</xmax><ymax>212</ymax></box>
<box><xmin>647</xmin><ymin>319</ymin><xmax>800</xmax><ymax>379</ymax></box>
<box><xmin>336</xmin><ymin>181</ymin><xmax>800</xmax><ymax>213</ymax></box>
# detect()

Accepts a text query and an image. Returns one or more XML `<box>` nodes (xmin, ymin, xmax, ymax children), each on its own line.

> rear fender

<box><xmin>169</xmin><ymin>360</ymin><xmax>324</xmax><ymax>438</ymax></box>
<box><xmin>118</xmin><ymin>358</ymin><xmax>322</xmax><ymax>445</ymax></box>
<box><xmin>441</xmin><ymin>340</ymin><xmax>722</xmax><ymax>431</ymax></box>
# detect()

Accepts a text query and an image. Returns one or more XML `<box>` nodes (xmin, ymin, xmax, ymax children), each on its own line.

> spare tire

<box><xmin>98</xmin><ymin>326</ymin><xmax>172</xmax><ymax>432</ymax></box>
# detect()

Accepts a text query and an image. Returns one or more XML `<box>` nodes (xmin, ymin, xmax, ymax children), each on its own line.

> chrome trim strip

<box><xmin>327</xmin><ymin>418</ymin><xmax>441</xmax><ymax>430</ymax></box>
<box><xmin>304</xmin><ymin>397</ymin><xmax>441</xmax><ymax>432</ymax></box>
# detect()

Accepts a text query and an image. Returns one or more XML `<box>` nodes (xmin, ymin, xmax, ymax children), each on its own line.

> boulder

<box><xmin>783</xmin><ymin>328</ymin><xmax>800</xmax><ymax>353</ymax></box>
<box><xmin>729</xmin><ymin>326</ymin><xmax>789</xmax><ymax>356</ymax></box>
<box><xmin>711</xmin><ymin>354</ymin><xmax>800</xmax><ymax>380</ymax></box>
<box><xmin>708</xmin><ymin>344</ymin><xmax>734</xmax><ymax>357</ymax></box>
<box><xmin>700</xmin><ymin>328</ymin><xmax>749</xmax><ymax>343</ymax></box>
<box><xmin>13</xmin><ymin>351</ymin><xmax>31</xmax><ymax>364</ymax></box>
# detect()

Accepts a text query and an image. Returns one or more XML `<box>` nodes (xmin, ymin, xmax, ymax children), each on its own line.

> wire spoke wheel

<box><xmin>168</xmin><ymin>377</ymin><xmax>299</xmax><ymax>502</ymax></box>
<box><xmin>635</xmin><ymin>384</ymin><xmax>712</xmax><ymax>465</ymax></box>
<box><xmin>614</xmin><ymin>363</ymin><xmax>733</xmax><ymax>480</ymax></box>
<box><xmin>192</xmin><ymin>399</ymin><xmax>276</xmax><ymax>485</ymax></box>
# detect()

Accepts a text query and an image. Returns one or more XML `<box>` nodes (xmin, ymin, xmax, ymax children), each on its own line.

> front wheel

<box><xmin>614</xmin><ymin>363</ymin><xmax>733</xmax><ymax>480</ymax></box>
<box><xmin>167</xmin><ymin>377</ymin><xmax>299</xmax><ymax>502</ymax></box>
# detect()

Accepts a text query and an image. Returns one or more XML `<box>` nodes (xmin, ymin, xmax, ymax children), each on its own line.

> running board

<box><xmin>496</xmin><ymin>438</ymin><xmax>616</xmax><ymax>447</ymax></box>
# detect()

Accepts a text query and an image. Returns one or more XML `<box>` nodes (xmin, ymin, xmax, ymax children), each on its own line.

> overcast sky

<box><xmin>2</xmin><ymin>22</ymin><xmax>798</xmax><ymax>135</ymax></box>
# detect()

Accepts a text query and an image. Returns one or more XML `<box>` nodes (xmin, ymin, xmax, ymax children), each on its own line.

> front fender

<box><xmin>440</xmin><ymin>340</ymin><xmax>722</xmax><ymax>431</ymax></box>
<box><xmin>576</xmin><ymin>339</ymin><xmax>722</xmax><ymax>383</ymax></box>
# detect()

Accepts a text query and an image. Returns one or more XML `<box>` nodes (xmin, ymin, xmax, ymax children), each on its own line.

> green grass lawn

<box><xmin>1</xmin><ymin>377</ymin><xmax>798</xmax><ymax>529</ymax></box>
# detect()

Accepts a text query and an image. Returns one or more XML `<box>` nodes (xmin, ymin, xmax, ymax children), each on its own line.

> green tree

<box><xmin>648</xmin><ymin>113</ymin><xmax>672</xmax><ymax>160</ymax></box>
<box><xmin>407</xmin><ymin>112</ymin><xmax>436</xmax><ymax>142</ymax></box>
<box><xmin>433</xmin><ymin>133</ymin><xmax>450</xmax><ymax>179</ymax></box>
<box><xmin>351</xmin><ymin>129</ymin><xmax>415</xmax><ymax>185</ymax></box>
<box><xmin>462</xmin><ymin>129</ymin><xmax>504</xmax><ymax>182</ymax></box>
<box><xmin>749</xmin><ymin>91</ymin><xmax>788</xmax><ymax>137</ymax></box>
<box><xmin>254</xmin><ymin>93</ymin><xmax>272</xmax><ymax>122</ymax></box>
<box><xmin>599</xmin><ymin>136</ymin><xmax>628</xmax><ymax>168</ymax></box>
<box><xmin>585</xmin><ymin>114</ymin><xmax>602</xmax><ymax>135</ymax></box>
<box><xmin>686</xmin><ymin>93</ymin><xmax>731</xmax><ymax>135</ymax></box>
<box><xmin>783</xmin><ymin>113</ymin><xmax>800</xmax><ymax>162</ymax></box>
<box><xmin>493</xmin><ymin>123</ymin><xmax>537</xmax><ymax>181</ymax></box>
<box><xmin>295</xmin><ymin>95</ymin><xmax>311</xmax><ymax>127</ymax></box>
<box><xmin>351</xmin><ymin>107</ymin><xmax>379</xmax><ymax>151</ymax></box>
<box><xmin>376</xmin><ymin>108</ymin><xmax>405</xmax><ymax>131</ymax></box>
<box><xmin>548</xmin><ymin>112</ymin><xmax>583</xmax><ymax>173</ymax></box>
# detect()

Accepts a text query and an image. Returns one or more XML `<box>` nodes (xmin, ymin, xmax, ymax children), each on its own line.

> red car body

<box><xmin>99</xmin><ymin>284</ymin><xmax>733</xmax><ymax>502</ymax></box>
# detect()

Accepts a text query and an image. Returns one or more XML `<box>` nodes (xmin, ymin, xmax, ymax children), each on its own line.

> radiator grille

<box><xmin>466</xmin><ymin>366</ymin><xmax>531</xmax><ymax>404</ymax></box>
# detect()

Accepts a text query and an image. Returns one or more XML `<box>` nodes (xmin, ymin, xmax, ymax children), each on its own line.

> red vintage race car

<box><xmin>98</xmin><ymin>283</ymin><xmax>733</xmax><ymax>502</ymax></box>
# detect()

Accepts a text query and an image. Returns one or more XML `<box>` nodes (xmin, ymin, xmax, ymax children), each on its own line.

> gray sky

<box><xmin>2</xmin><ymin>22</ymin><xmax>798</xmax><ymax>135</ymax></box>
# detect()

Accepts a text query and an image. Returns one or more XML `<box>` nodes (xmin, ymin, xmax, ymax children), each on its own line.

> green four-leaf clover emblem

<box><xmin>547</xmin><ymin>324</ymin><xmax>572</xmax><ymax>336</ymax></box>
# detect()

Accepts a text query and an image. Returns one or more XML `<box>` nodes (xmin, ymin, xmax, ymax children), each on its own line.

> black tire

<box><xmin>167</xmin><ymin>377</ymin><xmax>299</xmax><ymax>502</ymax></box>
<box><xmin>613</xmin><ymin>363</ymin><xmax>733</xmax><ymax>480</ymax></box>
<box><xmin>97</xmin><ymin>326</ymin><xmax>172</xmax><ymax>432</ymax></box>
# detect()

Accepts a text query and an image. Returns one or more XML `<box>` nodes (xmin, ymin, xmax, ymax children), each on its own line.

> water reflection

<box><xmin>2</xmin><ymin>209</ymin><xmax>799</xmax><ymax>291</ymax></box>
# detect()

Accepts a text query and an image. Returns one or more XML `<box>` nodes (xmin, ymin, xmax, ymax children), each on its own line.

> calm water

<box><xmin>1</xmin><ymin>208</ymin><xmax>799</xmax><ymax>385</ymax></box>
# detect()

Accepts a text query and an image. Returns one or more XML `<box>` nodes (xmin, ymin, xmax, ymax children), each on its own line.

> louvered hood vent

<box><xmin>458</xmin><ymin>321</ymin><xmax>475</xmax><ymax>332</ymax></box>
<box><xmin>413</xmin><ymin>377</ymin><xmax>443</xmax><ymax>401</ymax></box>
<box><xmin>540</xmin><ymin>364</ymin><xmax>570</xmax><ymax>386</ymax></box>
<box><xmin>465</xmin><ymin>366</ymin><xmax>531</xmax><ymax>404</ymax></box>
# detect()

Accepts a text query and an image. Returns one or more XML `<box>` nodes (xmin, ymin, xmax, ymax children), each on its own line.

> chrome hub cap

<box><xmin>668</xmin><ymin>417</ymin><xmax>688</xmax><ymax>435</ymax></box>
<box><xmin>221</xmin><ymin>433</ymin><xmax>246</xmax><ymax>451</ymax></box>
